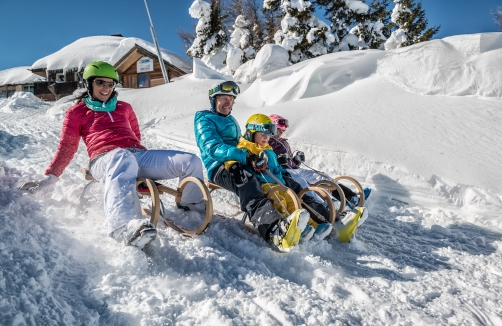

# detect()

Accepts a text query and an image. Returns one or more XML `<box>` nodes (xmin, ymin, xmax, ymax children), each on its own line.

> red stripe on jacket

<box><xmin>45</xmin><ymin>100</ymin><xmax>146</xmax><ymax>177</ymax></box>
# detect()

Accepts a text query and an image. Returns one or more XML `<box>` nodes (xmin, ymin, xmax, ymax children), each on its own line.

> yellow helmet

<box><xmin>244</xmin><ymin>114</ymin><xmax>277</xmax><ymax>140</ymax></box>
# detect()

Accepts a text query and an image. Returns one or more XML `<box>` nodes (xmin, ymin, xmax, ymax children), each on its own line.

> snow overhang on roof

<box><xmin>30</xmin><ymin>35</ymin><xmax>192</xmax><ymax>75</ymax></box>
<box><xmin>0</xmin><ymin>67</ymin><xmax>46</xmax><ymax>86</ymax></box>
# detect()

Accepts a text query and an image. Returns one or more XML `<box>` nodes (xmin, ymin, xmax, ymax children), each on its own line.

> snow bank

<box><xmin>241</xmin><ymin>33</ymin><xmax>502</xmax><ymax>108</ymax></box>
<box><xmin>0</xmin><ymin>67</ymin><xmax>45</xmax><ymax>85</ymax></box>
<box><xmin>234</xmin><ymin>44</ymin><xmax>291</xmax><ymax>84</ymax></box>
<box><xmin>240</xmin><ymin>49</ymin><xmax>385</xmax><ymax>107</ymax></box>
<box><xmin>377</xmin><ymin>33</ymin><xmax>502</xmax><ymax>98</ymax></box>
<box><xmin>191</xmin><ymin>57</ymin><xmax>230</xmax><ymax>80</ymax></box>
<box><xmin>0</xmin><ymin>92</ymin><xmax>52</xmax><ymax>113</ymax></box>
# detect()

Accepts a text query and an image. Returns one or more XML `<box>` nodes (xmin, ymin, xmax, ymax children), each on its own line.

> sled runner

<box><xmin>80</xmin><ymin>169</ymin><xmax>213</xmax><ymax>236</ymax></box>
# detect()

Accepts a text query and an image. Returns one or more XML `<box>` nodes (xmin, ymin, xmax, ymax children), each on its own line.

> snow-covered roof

<box><xmin>0</xmin><ymin>67</ymin><xmax>46</xmax><ymax>86</ymax></box>
<box><xmin>109</xmin><ymin>37</ymin><xmax>192</xmax><ymax>73</ymax></box>
<box><xmin>31</xmin><ymin>35</ymin><xmax>192</xmax><ymax>74</ymax></box>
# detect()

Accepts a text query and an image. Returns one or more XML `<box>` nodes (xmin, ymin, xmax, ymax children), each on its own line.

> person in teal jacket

<box><xmin>194</xmin><ymin>82</ymin><xmax>330</xmax><ymax>252</ymax></box>
<box><xmin>194</xmin><ymin>81</ymin><xmax>309</xmax><ymax>251</ymax></box>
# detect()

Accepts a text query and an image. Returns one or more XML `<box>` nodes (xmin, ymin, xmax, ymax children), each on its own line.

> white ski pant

<box><xmin>90</xmin><ymin>148</ymin><xmax>204</xmax><ymax>235</ymax></box>
<box><xmin>286</xmin><ymin>168</ymin><xmax>332</xmax><ymax>203</ymax></box>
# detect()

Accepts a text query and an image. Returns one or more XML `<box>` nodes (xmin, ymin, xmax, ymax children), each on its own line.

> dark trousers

<box><xmin>331</xmin><ymin>183</ymin><xmax>357</xmax><ymax>202</ymax></box>
<box><xmin>282</xmin><ymin>175</ymin><xmax>330</xmax><ymax>225</ymax></box>
<box><xmin>212</xmin><ymin>164</ymin><xmax>283</xmax><ymax>239</ymax></box>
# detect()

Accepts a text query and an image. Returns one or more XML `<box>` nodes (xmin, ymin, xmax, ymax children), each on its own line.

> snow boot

<box><xmin>348</xmin><ymin>188</ymin><xmax>372</xmax><ymax>207</ymax></box>
<box><xmin>331</xmin><ymin>207</ymin><xmax>365</xmax><ymax>242</ymax></box>
<box><xmin>313</xmin><ymin>222</ymin><xmax>333</xmax><ymax>241</ymax></box>
<box><xmin>270</xmin><ymin>209</ymin><xmax>309</xmax><ymax>252</ymax></box>
<box><xmin>112</xmin><ymin>219</ymin><xmax>157</xmax><ymax>250</ymax></box>
<box><xmin>300</xmin><ymin>224</ymin><xmax>315</xmax><ymax>243</ymax></box>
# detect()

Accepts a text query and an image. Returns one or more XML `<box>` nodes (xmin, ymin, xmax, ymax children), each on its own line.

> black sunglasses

<box><xmin>94</xmin><ymin>79</ymin><xmax>116</xmax><ymax>88</ymax></box>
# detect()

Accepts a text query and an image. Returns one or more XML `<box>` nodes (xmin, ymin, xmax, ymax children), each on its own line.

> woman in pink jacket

<box><xmin>20</xmin><ymin>61</ymin><xmax>205</xmax><ymax>249</ymax></box>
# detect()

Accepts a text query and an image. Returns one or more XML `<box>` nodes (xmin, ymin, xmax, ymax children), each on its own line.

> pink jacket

<box><xmin>45</xmin><ymin>100</ymin><xmax>146</xmax><ymax>177</ymax></box>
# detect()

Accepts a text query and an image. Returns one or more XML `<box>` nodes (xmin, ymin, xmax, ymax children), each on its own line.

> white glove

<box><xmin>18</xmin><ymin>174</ymin><xmax>58</xmax><ymax>194</ymax></box>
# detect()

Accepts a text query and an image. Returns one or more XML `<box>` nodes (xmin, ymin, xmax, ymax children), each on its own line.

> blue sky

<box><xmin>0</xmin><ymin>0</ymin><xmax>500</xmax><ymax>71</ymax></box>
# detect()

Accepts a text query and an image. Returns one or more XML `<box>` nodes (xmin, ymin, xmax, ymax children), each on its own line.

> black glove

<box><xmin>293</xmin><ymin>151</ymin><xmax>305</xmax><ymax>165</ymax></box>
<box><xmin>276</xmin><ymin>153</ymin><xmax>289</xmax><ymax>167</ymax></box>
<box><xmin>229</xmin><ymin>162</ymin><xmax>252</xmax><ymax>187</ymax></box>
<box><xmin>246</xmin><ymin>152</ymin><xmax>268</xmax><ymax>172</ymax></box>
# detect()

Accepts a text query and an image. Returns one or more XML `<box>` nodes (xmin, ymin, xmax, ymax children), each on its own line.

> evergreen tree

<box><xmin>263</xmin><ymin>1</ymin><xmax>283</xmax><ymax>45</ymax></box>
<box><xmin>242</xmin><ymin>0</ymin><xmax>267</xmax><ymax>52</ymax></box>
<box><xmin>187</xmin><ymin>0</ymin><xmax>228</xmax><ymax>59</ymax></box>
<box><xmin>384</xmin><ymin>0</ymin><xmax>439</xmax><ymax>50</ymax></box>
<box><xmin>492</xmin><ymin>6</ymin><xmax>502</xmax><ymax>30</ymax></box>
<box><xmin>265</xmin><ymin>0</ymin><xmax>336</xmax><ymax>63</ymax></box>
<box><xmin>350</xmin><ymin>0</ymin><xmax>391</xmax><ymax>50</ymax></box>
<box><xmin>314</xmin><ymin>0</ymin><xmax>372</xmax><ymax>51</ymax></box>
<box><xmin>227</xmin><ymin>14</ymin><xmax>256</xmax><ymax>71</ymax></box>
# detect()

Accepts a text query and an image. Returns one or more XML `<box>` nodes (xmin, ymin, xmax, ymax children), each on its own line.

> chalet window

<box><xmin>0</xmin><ymin>91</ymin><xmax>5</xmax><ymax>98</ymax></box>
<box><xmin>55</xmin><ymin>73</ymin><xmax>66</xmax><ymax>83</ymax></box>
<box><xmin>7</xmin><ymin>90</ymin><xmax>15</xmax><ymax>97</ymax></box>
<box><xmin>23</xmin><ymin>85</ymin><xmax>34</xmax><ymax>93</ymax></box>
<box><xmin>74</xmin><ymin>72</ymin><xmax>82</xmax><ymax>82</ymax></box>
<box><xmin>138</xmin><ymin>74</ymin><xmax>150</xmax><ymax>88</ymax></box>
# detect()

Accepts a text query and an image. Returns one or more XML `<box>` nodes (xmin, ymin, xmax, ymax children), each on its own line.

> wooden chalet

<box><xmin>30</xmin><ymin>68</ymin><xmax>82</xmax><ymax>101</ymax></box>
<box><xmin>0</xmin><ymin>67</ymin><xmax>46</xmax><ymax>99</ymax></box>
<box><xmin>114</xmin><ymin>44</ymin><xmax>188</xmax><ymax>89</ymax></box>
<box><xmin>28</xmin><ymin>36</ymin><xmax>190</xmax><ymax>101</ymax></box>
<box><xmin>0</xmin><ymin>83</ymin><xmax>36</xmax><ymax>99</ymax></box>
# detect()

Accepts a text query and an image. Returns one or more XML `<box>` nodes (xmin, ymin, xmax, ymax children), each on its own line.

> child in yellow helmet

<box><xmin>225</xmin><ymin>114</ymin><xmax>334</xmax><ymax>244</ymax></box>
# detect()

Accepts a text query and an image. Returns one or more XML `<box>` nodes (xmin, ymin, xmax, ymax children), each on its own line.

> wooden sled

<box><xmin>80</xmin><ymin>169</ymin><xmax>213</xmax><ymax>236</ymax></box>
<box><xmin>206</xmin><ymin>178</ymin><xmax>347</xmax><ymax>228</ymax></box>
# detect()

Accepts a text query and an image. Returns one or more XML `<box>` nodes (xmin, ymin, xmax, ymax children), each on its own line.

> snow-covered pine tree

<box><xmin>492</xmin><ymin>6</ymin><xmax>502</xmax><ymax>30</ymax></box>
<box><xmin>242</xmin><ymin>0</ymin><xmax>267</xmax><ymax>53</ymax></box>
<box><xmin>349</xmin><ymin>0</ymin><xmax>391</xmax><ymax>50</ymax></box>
<box><xmin>265</xmin><ymin>0</ymin><xmax>335</xmax><ymax>63</ymax></box>
<box><xmin>263</xmin><ymin>1</ymin><xmax>283</xmax><ymax>45</ymax></box>
<box><xmin>187</xmin><ymin>0</ymin><xmax>228</xmax><ymax>60</ymax></box>
<box><xmin>230</xmin><ymin>15</ymin><xmax>256</xmax><ymax>61</ymax></box>
<box><xmin>227</xmin><ymin>15</ymin><xmax>256</xmax><ymax>72</ymax></box>
<box><xmin>384</xmin><ymin>0</ymin><xmax>439</xmax><ymax>50</ymax></box>
<box><xmin>314</xmin><ymin>0</ymin><xmax>361</xmax><ymax>51</ymax></box>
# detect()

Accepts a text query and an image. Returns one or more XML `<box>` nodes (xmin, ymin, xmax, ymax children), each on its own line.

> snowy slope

<box><xmin>1</xmin><ymin>33</ymin><xmax>502</xmax><ymax>325</ymax></box>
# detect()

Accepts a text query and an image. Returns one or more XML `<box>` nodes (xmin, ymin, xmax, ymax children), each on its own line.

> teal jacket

<box><xmin>194</xmin><ymin>110</ymin><xmax>248</xmax><ymax>181</ymax></box>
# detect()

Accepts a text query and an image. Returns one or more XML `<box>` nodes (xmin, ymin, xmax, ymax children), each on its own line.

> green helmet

<box><xmin>83</xmin><ymin>61</ymin><xmax>119</xmax><ymax>82</ymax></box>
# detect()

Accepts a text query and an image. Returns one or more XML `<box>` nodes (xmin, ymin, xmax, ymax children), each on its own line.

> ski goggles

<box><xmin>246</xmin><ymin>123</ymin><xmax>277</xmax><ymax>136</ymax></box>
<box><xmin>94</xmin><ymin>79</ymin><xmax>117</xmax><ymax>88</ymax></box>
<box><xmin>208</xmin><ymin>81</ymin><xmax>240</xmax><ymax>97</ymax></box>
<box><xmin>276</xmin><ymin>118</ymin><xmax>289</xmax><ymax>129</ymax></box>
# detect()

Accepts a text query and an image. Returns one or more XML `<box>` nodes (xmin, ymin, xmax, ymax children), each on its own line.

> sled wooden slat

<box><xmin>311</xmin><ymin>180</ymin><xmax>347</xmax><ymax>217</ymax></box>
<box><xmin>163</xmin><ymin>176</ymin><xmax>213</xmax><ymax>236</ymax></box>
<box><xmin>136</xmin><ymin>178</ymin><xmax>161</xmax><ymax>227</ymax></box>
<box><xmin>298</xmin><ymin>186</ymin><xmax>338</xmax><ymax>224</ymax></box>
<box><xmin>332</xmin><ymin>176</ymin><xmax>365</xmax><ymax>207</ymax></box>
<box><xmin>266</xmin><ymin>185</ymin><xmax>302</xmax><ymax>216</ymax></box>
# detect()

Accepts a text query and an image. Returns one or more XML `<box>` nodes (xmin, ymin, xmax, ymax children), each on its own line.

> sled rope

<box><xmin>259</xmin><ymin>170</ymin><xmax>292</xmax><ymax>216</ymax></box>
